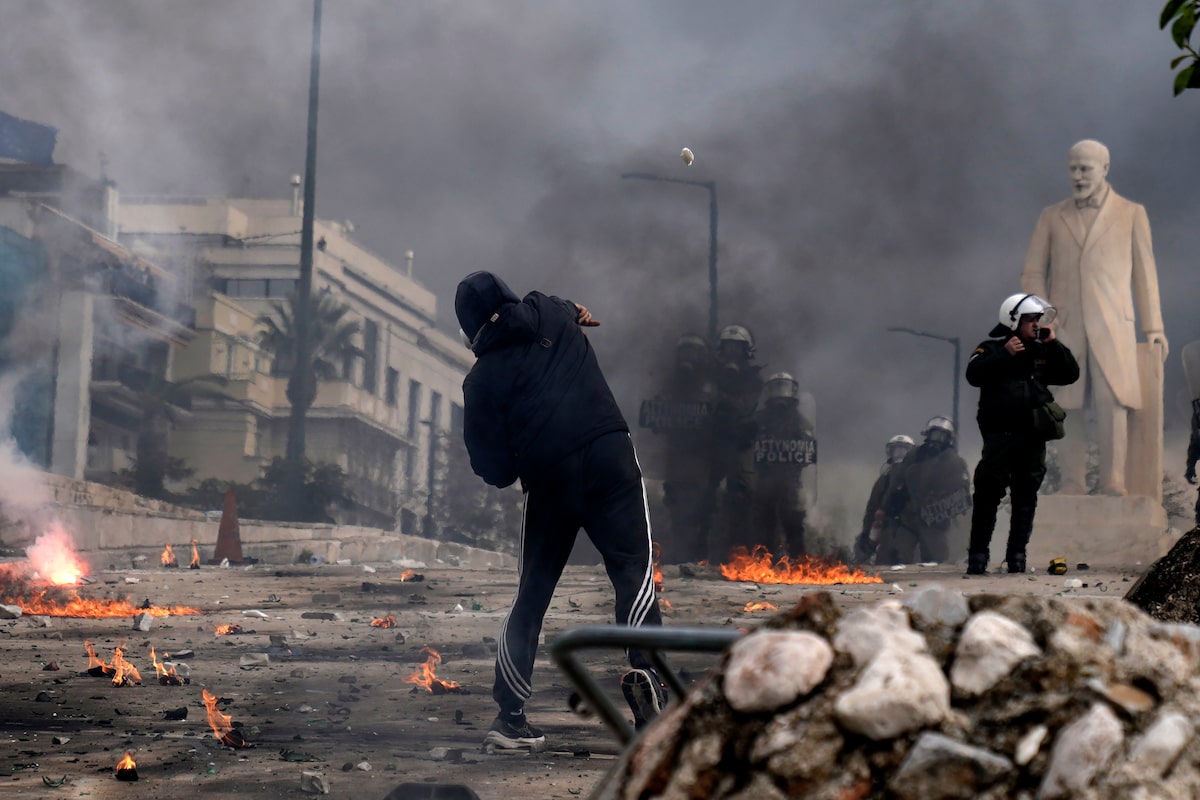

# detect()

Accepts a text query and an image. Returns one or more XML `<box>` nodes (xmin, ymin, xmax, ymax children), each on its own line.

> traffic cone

<box><xmin>209</xmin><ymin>489</ymin><xmax>245</xmax><ymax>565</ymax></box>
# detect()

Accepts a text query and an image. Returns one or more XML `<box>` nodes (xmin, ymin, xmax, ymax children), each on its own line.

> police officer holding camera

<box><xmin>965</xmin><ymin>294</ymin><xmax>1080</xmax><ymax>575</ymax></box>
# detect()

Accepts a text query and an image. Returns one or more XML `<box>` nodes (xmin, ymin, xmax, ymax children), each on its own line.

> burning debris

<box><xmin>215</xmin><ymin>623</ymin><xmax>245</xmax><ymax>635</ymax></box>
<box><xmin>161</xmin><ymin>543</ymin><xmax>178</xmax><ymax>568</ymax></box>
<box><xmin>83</xmin><ymin>640</ymin><xmax>142</xmax><ymax>685</ymax></box>
<box><xmin>202</xmin><ymin>688</ymin><xmax>252</xmax><ymax>748</ymax></box>
<box><xmin>0</xmin><ymin>532</ymin><xmax>201</xmax><ymax>618</ymax></box>
<box><xmin>404</xmin><ymin>646</ymin><xmax>467</xmax><ymax>695</ymax></box>
<box><xmin>114</xmin><ymin>752</ymin><xmax>138</xmax><ymax>781</ymax></box>
<box><xmin>150</xmin><ymin>646</ymin><xmax>189</xmax><ymax>685</ymax></box>
<box><xmin>189</xmin><ymin>539</ymin><xmax>201</xmax><ymax>569</ymax></box>
<box><xmin>400</xmin><ymin>569</ymin><xmax>424</xmax><ymax>582</ymax></box>
<box><xmin>605</xmin><ymin>588</ymin><xmax>1200</xmax><ymax>799</ymax></box>
<box><xmin>743</xmin><ymin>601</ymin><xmax>778</xmax><ymax>613</ymax></box>
<box><xmin>720</xmin><ymin>545</ymin><xmax>883</xmax><ymax>585</ymax></box>
<box><xmin>370</xmin><ymin>614</ymin><xmax>398</xmax><ymax>628</ymax></box>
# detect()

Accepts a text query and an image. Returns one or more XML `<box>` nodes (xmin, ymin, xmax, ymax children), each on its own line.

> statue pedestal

<box><xmin>998</xmin><ymin>495</ymin><xmax>1171</xmax><ymax>568</ymax></box>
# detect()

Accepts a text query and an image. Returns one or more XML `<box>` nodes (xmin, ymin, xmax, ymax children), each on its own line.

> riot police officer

<box><xmin>641</xmin><ymin>333</ymin><xmax>717</xmax><ymax>562</ymax></box>
<box><xmin>708</xmin><ymin>324</ymin><xmax>763</xmax><ymax>562</ymax></box>
<box><xmin>750</xmin><ymin>371</ymin><xmax>816</xmax><ymax>558</ymax></box>
<box><xmin>877</xmin><ymin>417</ymin><xmax>971</xmax><ymax>564</ymax></box>
<box><xmin>966</xmin><ymin>293</ymin><xmax>1079</xmax><ymax>575</ymax></box>
<box><xmin>852</xmin><ymin>434</ymin><xmax>914</xmax><ymax>564</ymax></box>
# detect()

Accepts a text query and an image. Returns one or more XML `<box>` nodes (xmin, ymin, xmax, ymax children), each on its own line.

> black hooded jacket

<box><xmin>966</xmin><ymin>328</ymin><xmax>1079</xmax><ymax>436</ymax></box>
<box><xmin>454</xmin><ymin>272</ymin><xmax>628</xmax><ymax>488</ymax></box>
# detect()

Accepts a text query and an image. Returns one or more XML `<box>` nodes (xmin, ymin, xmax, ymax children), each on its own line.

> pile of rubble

<box><xmin>603</xmin><ymin>588</ymin><xmax>1200</xmax><ymax>799</ymax></box>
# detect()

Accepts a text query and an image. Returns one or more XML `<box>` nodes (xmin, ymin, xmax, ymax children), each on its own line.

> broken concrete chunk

<box><xmin>239</xmin><ymin>652</ymin><xmax>270</xmax><ymax>668</ymax></box>
<box><xmin>0</xmin><ymin>604</ymin><xmax>23</xmax><ymax>619</ymax></box>
<box><xmin>1037</xmin><ymin>703</ymin><xmax>1123</xmax><ymax>799</ymax></box>
<box><xmin>725</xmin><ymin>631</ymin><xmax>833</xmax><ymax>713</ymax></box>
<box><xmin>1128</xmin><ymin>712</ymin><xmax>1194</xmax><ymax>778</ymax></box>
<box><xmin>132</xmin><ymin>613</ymin><xmax>154</xmax><ymax>632</ymax></box>
<box><xmin>834</xmin><ymin>649</ymin><xmax>950</xmax><ymax>740</ymax></box>
<box><xmin>300</xmin><ymin>771</ymin><xmax>329</xmax><ymax>794</ymax></box>
<box><xmin>889</xmin><ymin>732</ymin><xmax>1013</xmax><ymax>799</ymax></box>
<box><xmin>950</xmin><ymin>612</ymin><xmax>1040</xmax><ymax>696</ymax></box>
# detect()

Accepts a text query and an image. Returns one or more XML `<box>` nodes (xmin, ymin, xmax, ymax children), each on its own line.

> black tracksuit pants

<box><xmin>494</xmin><ymin>431</ymin><xmax>662</xmax><ymax>715</ymax></box>
<box><xmin>968</xmin><ymin>431</ymin><xmax>1047</xmax><ymax>560</ymax></box>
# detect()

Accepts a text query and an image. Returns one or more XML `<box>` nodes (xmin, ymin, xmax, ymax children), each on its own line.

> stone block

<box><xmin>1015</xmin><ymin>494</ymin><xmax>1170</xmax><ymax>568</ymax></box>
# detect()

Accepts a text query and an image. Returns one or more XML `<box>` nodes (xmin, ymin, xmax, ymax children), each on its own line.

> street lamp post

<box><xmin>620</xmin><ymin>173</ymin><xmax>719</xmax><ymax>344</ymax></box>
<box><xmin>886</xmin><ymin>326</ymin><xmax>962</xmax><ymax>436</ymax></box>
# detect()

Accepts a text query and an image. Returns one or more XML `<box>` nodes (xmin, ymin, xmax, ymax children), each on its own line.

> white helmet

<box><xmin>763</xmin><ymin>371</ymin><xmax>799</xmax><ymax>403</ymax></box>
<box><xmin>998</xmin><ymin>293</ymin><xmax>1057</xmax><ymax>331</ymax></box>
<box><xmin>718</xmin><ymin>324</ymin><xmax>755</xmax><ymax>351</ymax></box>
<box><xmin>922</xmin><ymin>415</ymin><xmax>955</xmax><ymax>446</ymax></box>
<box><xmin>885</xmin><ymin>434</ymin><xmax>915</xmax><ymax>463</ymax></box>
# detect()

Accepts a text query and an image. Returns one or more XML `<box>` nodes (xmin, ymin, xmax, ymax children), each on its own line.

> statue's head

<box><xmin>1067</xmin><ymin>139</ymin><xmax>1110</xmax><ymax>203</ymax></box>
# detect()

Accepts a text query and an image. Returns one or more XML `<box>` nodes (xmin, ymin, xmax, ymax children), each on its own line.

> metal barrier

<box><xmin>550</xmin><ymin>625</ymin><xmax>742</xmax><ymax>746</ymax></box>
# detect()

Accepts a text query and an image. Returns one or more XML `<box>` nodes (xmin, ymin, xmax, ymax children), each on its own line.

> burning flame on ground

<box><xmin>404</xmin><ymin>646</ymin><xmax>464</xmax><ymax>694</ymax></box>
<box><xmin>0</xmin><ymin>528</ymin><xmax>200</xmax><ymax>618</ymax></box>
<box><xmin>652</xmin><ymin>542</ymin><xmax>664</xmax><ymax>593</ymax></box>
<box><xmin>202</xmin><ymin>688</ymin><xmax>250</xmax><ymax>748</ymax></box>
<box><xmin>109</xmin><ymin>646</ymin><xmax>142</xmax><ymax>686</ymax></box>
<box><xmin>370</xmin><ymin>614</ymin><xmax>397</xmax><ymax>628</ymax></box>
<box><xmin>215</xmin><ymin>623</ymin><xmax>243</xmax><ymax>635</ymax></box>
<box><xmin>743</xmin><ymin>601</ymin><xmax>779</xmax><ymax>613</ymax></box>
<box><xmin>400</xmin><ymin>569</ymin><xmax>423</xmax><ymax>582</ymax></box>
<box><xmin>85</xmin><ymin>640</ymin><xmax>114</xmax><ymax>677</ymax></box>
<box><xmin>114</xmin><ymin>752</ymin><xmax>138</xmax><ymax>781</ymax></box>
<box><xmin>150</xmin><ymin>646</ymin><xmax>187</xmax><ymax>685</ymax></box>
<box><xmin>161</xmin><ymin>543</ymin><xmax>177</xmax><ymax>567</ymax></box>
<box><xmin>720</xmin><ymin>546</ymin><xmax>883</xmax><ymax>585</ymax></box>
<box><xmin>189</xmin><ymin>539</ymin><xmax>200</xmax><ymax>569</ymax></box>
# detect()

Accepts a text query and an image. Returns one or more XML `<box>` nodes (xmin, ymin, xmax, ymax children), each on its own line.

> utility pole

<box><xmin>284</xmin><ymin>0</ymin><xmax>322</xmax><ymax>515</ymax></box>
<box><xmin>886</xmin><ymin>326</ymin><xmax>962</xmax><ymax>436</ymax></box>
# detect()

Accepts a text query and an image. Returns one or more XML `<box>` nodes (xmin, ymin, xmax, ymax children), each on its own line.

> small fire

<box><xmin>743</xmin><ymin>601</ymin><xmax>779</xmax><ymax>613</ymax></box>
<box><xmin>404</xmin><ymin>646</ymin><xmax>465</xmax><ymax>694</ymax></box>
<box><xmin>720</xmin><ymin>546</ymin><xmax>883</xmax><ymax>586</ymax></box>
<box><xmin>150</xmin><ymin>646</ymin><xmax>188</xmax><ymax>686</ymax></box>
<box><xmin>652</xmin><ymin>542</ymin><xmax>664</xmax><ymax>593</ymax></box>
<box><xmin>660</xmin><ymin>598</ymin><xmax>673</xmax><ymax>610</ymax></box>
<box><xmin>110</xmin><ymin>646</ymin><xmax>142</xmax><ymax>686</ymax></box>
<box><xmin>114</xmin><ymin>752</ymin><xmax>138</xmax><ymax>781</ymax></box>
<box><xmin>202</xmin><ymin>688</ymin><xmax>251</xmax><ymax>748</ymax></box>
<box><xmin>84</xmin><ymin>639</ymin><xmax>114</xmax><ymax>677</ymax></box>
<box><xmin>370</xmin><ymin>614</ymin><xmax>397</xmax><ymax>628</ymax></box>
<box><xmin>161</xmin><ymin>543</ymin><xmax>178</xmax><ymax>568</ymax></box>
<box><xmin>400</xmin><ymin>569</ymin><xmax>424</xmax><ymax>582</ymax></box>
<box><xmin>189</xmin><ymin>539</ymin><xmax>201</xmax><ymax>569</ymax></box>
<box><xmin>215</xmin><ymin>623</ymin><xmax>243</xmax><ymax>635</ymax></box>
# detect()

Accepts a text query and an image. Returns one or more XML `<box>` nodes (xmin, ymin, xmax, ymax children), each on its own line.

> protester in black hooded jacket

<box><xmin>455</xmin><ymin>271</ymin><xmax>665</xmax><ymax>753</ymax></box>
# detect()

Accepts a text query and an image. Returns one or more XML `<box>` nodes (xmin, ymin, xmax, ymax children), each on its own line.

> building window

<box><xmin>450</xmin><ymin>402</ymin><xmax>464</xmax><ymax>435</ymax></box>
<box><xmin>217</xmin><ymin>278</ymin><xmax>296</xmax><ymax>297</ymax></box>
<box><xmin>406</xmin><ymin>380</ymin><xmax>422</xmax><ymax>438</ymax></box>
<box><xmin>385</xmin><ymin>367</ymin><xmax>399</xmax><ymax>407</ymax></box>
<box><xmin>362</xmin><ymin>319</ymin><xmax>378</xmax><ymax>394</ymax></box>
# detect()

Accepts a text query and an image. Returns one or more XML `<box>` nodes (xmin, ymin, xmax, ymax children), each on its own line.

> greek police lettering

<box><xmin>753</xmin><ymin>438</ymin><xmax>817</xmax><ymax>464</ymax></box>
<box><xmin>919</xmin><ymin>487</ymin><xmax>971</xmax><ymax>526</ymax></box>
<box><xmin>638</xmin><ymin>398</ymin><xmax>713</xmax><ymax>430</ymax></box>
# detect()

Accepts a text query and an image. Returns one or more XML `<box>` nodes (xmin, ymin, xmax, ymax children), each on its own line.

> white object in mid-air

<box><xmin>681</xmin><ymin>147</ymin><xmax>694</xmax><ymax>166</ymax></box>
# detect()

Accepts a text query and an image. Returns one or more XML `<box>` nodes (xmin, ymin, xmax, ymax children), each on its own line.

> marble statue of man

<box><xmin>1020</xmin><ymin>139</ymin><xmax>1168</xmax><ymax>496</ymax></box>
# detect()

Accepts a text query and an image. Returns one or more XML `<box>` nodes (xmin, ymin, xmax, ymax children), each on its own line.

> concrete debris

<box><xmin>605</xmin><ymin>589</ymin><xmax>1200</xmax><ymax>799</ymax></box>
<box><xmin>26</xmin><ymin>615</ymin><xmax>51</xmax><ymax>628</ymax></box>
<box><xmin>242</xmin><ymin>609</ymin><xmax>270</xmax><ymax>619</ymax></box>
<box><xmin>300</xmin><ymin>770</ymin><xmax>329</xmax><ymax>794</ymax></box>
<box><xmin>132</xmin><ymin>612</ymin><xmax>154</xmax><ymax>632</ymax></box>
<box><xmin>0</xmin><ymin>603</ymin><xmax>23</xmax><ymax>619</ymax></box>
<box><xmin>239</xmin><ymin>653</ymin><xmax>270</xmax><ymax>667</ymax></box>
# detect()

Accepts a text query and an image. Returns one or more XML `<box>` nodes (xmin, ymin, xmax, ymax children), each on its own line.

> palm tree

<box><xmin>257</xmin><ymin>288</ymin><xmax>362</xmax><ymax>411</ymax></box>
<box><xmin>121</xmin><ymin>372</ymin><xmax>230</xmax><ymax>499</ymax></box>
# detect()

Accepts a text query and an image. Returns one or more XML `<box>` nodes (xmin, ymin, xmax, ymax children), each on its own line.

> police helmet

<box><xmin>718</xmin><ymin>324</ymin><xmax>755</xmax><ymax>352</ymax></box>
<box><xmin>922</xmin><ymin>416</ymin><xmax>955</xmax><ymax>446</ymax></box>
<box><xmin>763</xmin><ymin>371</ymin><xmax>799</xmax><ymax>403</ymax></box>
<box><xmin>998</xmin><ymin>293</ymin><xmax>1057</xmax><ymax>331</ymax></box>
<box><xmin>676</xmin><ymin>333</ymin><xmax>708</xmax><ymax>351</ymax></box>
<box><xmin>885</xmin><ymin>434</ymin><xmax>915</xmax><ymax>462</ymax></box>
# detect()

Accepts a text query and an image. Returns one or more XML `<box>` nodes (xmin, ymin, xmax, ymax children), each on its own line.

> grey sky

<box><xmin>2</xmin><ymin>1</ymin><xmax>1197</xmax><ymax>515</ymax></box>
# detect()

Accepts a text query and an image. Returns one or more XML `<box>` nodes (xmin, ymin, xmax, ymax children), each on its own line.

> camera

<box><xmin>1037</xmin><ymin>328</ymin><xmax>1051</xmax><ymax>341</ymax></box>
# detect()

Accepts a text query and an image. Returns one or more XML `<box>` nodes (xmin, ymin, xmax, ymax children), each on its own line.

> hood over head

<box><xmin>455</xmin><ymin>271</ymin><xmax>520</xmax><ymax>343</ymax></box>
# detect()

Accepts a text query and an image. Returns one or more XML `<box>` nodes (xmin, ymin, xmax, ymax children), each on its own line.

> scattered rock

<box><xmin>1127</xmin><ymin>711</ymin><xmax>1194</xmax><ymax>779</ymax></box>
<box><xmin>889</xmin><ymin>731</ymin><xmax>1013</xmax><ymax>799</ymax></box>
<box><xmin>724</xmin><ymin>631</ymin><xmax>832</xmax><ymax>713</ymax></box>
<box><xmin>300</xmin><ymin>771</ymin><xmax>329</xmax><ymax>794</ymax></box>
<box><xmin>131</xmin><ymin>613</ymin><xmax>154</xmax><ymax>632</ymax></box>
<box><xmin>834</xmin><ymin>648</ymin><xmax>950</xmax><ymax>739</ymax></box>
<box><xmin>1037</xmin><ymin>702</ymin><xmax>1123</xmax><ymax>799</ymax></box>
<box><xmin>949</xmin><ymin>611</ymin><xmax>1040</xmax><ymax>696</ymax></box>
<box><xmin>0</xmin><ymin>604</ymin><xmax>23</xmax><ymax>619</ymax></box>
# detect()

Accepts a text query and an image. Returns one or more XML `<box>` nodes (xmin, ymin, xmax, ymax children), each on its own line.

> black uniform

<box><xmin>1187</xmin><ymin>399</ymin><xmax>1199</xmax><ymax>527</ymax></box>
<box><xmin>965</xmin><ymin>332</ymin><xmax>1079</xmax><ymax>570</ymax></box>
<box><xmin>455</xmin><ymin>272</ymin><xmax>661</xmax><ymax>718</ymax></box>
<box><xmin>709</xmin><ymin>363</ymin><xmax>762</xmax><ymax>561</ymax></box>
